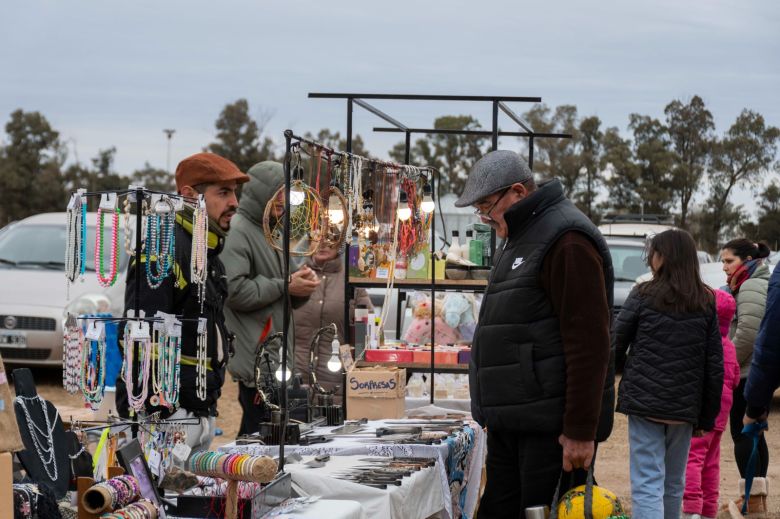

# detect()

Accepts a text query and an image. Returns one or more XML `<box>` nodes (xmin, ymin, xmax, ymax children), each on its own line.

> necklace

<box><xmin>145</xmin><ymin>201</ymin><xmax>176</xmax><ymax>289</ymax></box>
<box><xmin>95</xmin><ymin>207</ymin><xmax>120</xmax><ymax>287</ymax></box>
<box><xmin>190</xmin><ymin>198</ymin><xmax>208</xmax><ymax>305</ymax></box>
<box><xmin>65</xmin><ymin>194</ymin><xmax>83</xmax><ymax>284</ymax></box>
<box><xmin>62</xmin><ymin>316</ymin><xmax>82</xmax><ymax>394</ymax></box>
<box><xmin>196</xmin><ymin>318</ymin><xmax>208</xmax><ymax>401</ymax></box>
<box><xmin>81</xmin><ymin>336</ymin><xmax>106</xmax><ymax>410</ymax></box>
<box><xmin>124</xmin><ymin>196</ymin><xmax>147</xmax><ymax>257</ymax></box>
<box><xmin>124</xmin><ymin>322</ymin><xmax>152</xmax><ymax>413</ymax></box>
<box><xmin>14</xmin><ymin>395</ymin><xmax>60</xmax><ymax>481</ymax></box>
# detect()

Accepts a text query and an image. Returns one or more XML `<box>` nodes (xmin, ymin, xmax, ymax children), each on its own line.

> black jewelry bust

<box><xmin>12</xmin><ymin>368</ymin><xmax>70</xmax><ymax>498</ymax></box>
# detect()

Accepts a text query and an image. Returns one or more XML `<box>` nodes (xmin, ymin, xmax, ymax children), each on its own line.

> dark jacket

<box><xmin>615</xmin><ymin>287</ymin><xmax>723</xmax><ymax>430</ymax></box>
<box><xmin>744</xmin><ymin>265</ymin><xmax>780</xmax><ymax>416</ymax></box>
<box><xmin>469</xmin><ymin>179</ymin><xmax>615</xmax><ymax>441</ymax></box>
<box><xmin>117</xmin><ymin>209</ymin><xmax>231</xmax><ymax>417</ymax></box>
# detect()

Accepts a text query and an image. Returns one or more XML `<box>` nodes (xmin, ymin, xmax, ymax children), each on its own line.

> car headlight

<box><xmin>64</xmin><ymin>293</ymin><xmax>113</xmax><ymax>318</ymax></box>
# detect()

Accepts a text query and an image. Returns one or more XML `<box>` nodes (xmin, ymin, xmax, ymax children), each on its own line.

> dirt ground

<box><xmin>15</xmin><ymin>368</ymin><xmax>780</xmax><ymax>517</ymax></box>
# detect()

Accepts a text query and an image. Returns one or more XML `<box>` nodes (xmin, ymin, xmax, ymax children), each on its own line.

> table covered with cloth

<box><xmin>218</xmin><ymin>419</ymin><xmax>486</xmax><ymax>519</ymax></box>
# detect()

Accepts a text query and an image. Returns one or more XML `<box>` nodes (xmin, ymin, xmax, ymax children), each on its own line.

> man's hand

<box><xmin>744</xmin><ymin>412</ymin><xmax>769</xmax><ymax>427</ymax></box>
<box><xmin>289</xmin><ymin>266</ymin><xmax>320</xmax><ymax>297</ymax></box>
<box><xmin>559</xmin><ymin>434</ymin><xmax>594</xmax><ymax>472</ymax></box>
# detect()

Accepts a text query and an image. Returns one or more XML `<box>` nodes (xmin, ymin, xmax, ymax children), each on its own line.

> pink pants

<box><xmin>683</xmin><ymin>430</ymin><xmax>723</xmax><ymax>518</ymax></box>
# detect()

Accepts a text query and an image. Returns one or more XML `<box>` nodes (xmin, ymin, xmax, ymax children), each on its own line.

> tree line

<box><xmin>0</xmin><ymin>96</ymin><xmax>777</xmax><ymax>251</ymax></box>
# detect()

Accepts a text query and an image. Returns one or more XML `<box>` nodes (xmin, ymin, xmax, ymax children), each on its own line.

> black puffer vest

<box><xmin>469</xmin><ymin>179</ymin><xmax>615</xmax><ymax>441</ymax></box>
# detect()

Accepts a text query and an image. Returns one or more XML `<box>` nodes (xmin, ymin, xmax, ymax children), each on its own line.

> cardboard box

<box><xmin>364</xmin><ymin>349</ymin><xmax>414</xmax><ymax>363</ymax></box>
<box><xmin>346</xmin><ymin>367</ymin><xmax>406</xmax><ymax>420</ymax></box>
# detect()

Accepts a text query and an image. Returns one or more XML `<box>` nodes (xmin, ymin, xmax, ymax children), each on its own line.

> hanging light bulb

<box><xmin>421</xmin><ymin>183</ymin><xmax>435</xmax><ymax>214</ymax></box>
<box><xmin>274</xmin><ymin>363</ymin><xmax>292</xmax><ymax>382</ymax></box>
<box><xmin>328</xmin><ymin>198</ymin><xmax>344</xmax><ymax>224</ymax></box>
<box><xmin>290</xmin><ymin>183</ymin><xmax>305</xmax><ymax>206</ymax></box>
<box><xmin>327</xmin><ymin>338</ymin><xmax>342</xmax><ymax>373</ymax></box>
<box><xmin>397</xmin><ymin>191</ymin><xmax>412</xmax><ymax>221</ymax></box>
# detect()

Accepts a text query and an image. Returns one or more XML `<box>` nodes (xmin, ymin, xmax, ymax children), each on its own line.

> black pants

<box><xmin>479</xmin><ymin>430</ymin><xmax>590</xmax><ymax>518</ymax></box>
<box><xmin>237</xmin><ymin>381</ymin><xmax>272</xmax><ymax>437</ymax></box>
<box><xmin>730</xmin><ymin>378</ymin><xmax>769</xmax><ymax>477</ymax></box>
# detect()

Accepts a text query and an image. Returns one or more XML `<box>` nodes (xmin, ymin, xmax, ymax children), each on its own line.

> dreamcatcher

<box><xmin>262</xmin><ymin>144</ymin><xmax>328</xmax><ymax>256</ymax></box>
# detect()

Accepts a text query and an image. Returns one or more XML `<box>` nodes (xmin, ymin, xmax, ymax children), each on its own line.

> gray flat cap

<box><xmin>455</xmin><ymin>150</ymin><xmax>533</xmax><ymax>207</ymax></box>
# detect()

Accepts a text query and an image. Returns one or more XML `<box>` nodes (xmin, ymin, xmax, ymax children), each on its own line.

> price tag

<box><xmin>170</xmin><ymin>322</ymin><xmax>182</xmax><ymax>339</ymax></box>
<box><xmin>152</xmin><ymin>312</ymin><xmax>166</xmax><ymax>334</ymax></box>
<box><xmin>147</xmin><ymin>450</ymin><xmax>162</xmax><ymax>479</ymax></box>
<box><xmin>130</xmin><ymin>321</ymin><xmax>151</xmax><ymax>340</ymax></box>
<box><xmin>67</xmin><ymin>193</ymin><xmax>78</xmax><ymax>210</ymax></box>
<box><xmin>197</xmin><ymin>317</ymin><xmax>208</xmax><ymax>335</ymax></box>
<box><xmin>98</xmin><ymin>192</ymin><xmax>118</xmax><ymax>211</ymax></box>
<box><xmin>171</xmin><ymin>196</ymin><xmax>184</xmax><ymax>212</ymax></box>
<box><xmin>172</xmin><ymin>442</ymin><xmax>192</xmax><ymax>463</ymax></box>
<box><xmin>127</xmin><ymin>184</ymin><xmax>145</xmax><ymax>203</ymax></box>
<box><xmin>85</xmin><ymin>321</ymin><xmax>105</xmax><ymax>341</ymax></box>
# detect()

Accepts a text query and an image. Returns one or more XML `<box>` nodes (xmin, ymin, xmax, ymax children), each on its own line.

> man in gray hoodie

<box><xmin>222</xmin><ymin>161</ymin><xmax>320</xmax><ymax>436</ymax></box>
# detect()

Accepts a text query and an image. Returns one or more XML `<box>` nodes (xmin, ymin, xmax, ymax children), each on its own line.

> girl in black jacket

<box><xmin>614</xmin><ymin>229</ymin><xmax>723</xmax><ymax>519</ymax></box>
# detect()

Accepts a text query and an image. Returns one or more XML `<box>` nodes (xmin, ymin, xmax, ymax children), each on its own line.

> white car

<box><xmin>0</xmin><ymin>212</ymin><xmax>127</xmax><ymax>366</ymax></box>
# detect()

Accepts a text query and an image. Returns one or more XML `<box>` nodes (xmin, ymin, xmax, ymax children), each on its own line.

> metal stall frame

<box><xmin>307</xmin><ymin>93</ymin><xmax>571</xmax><ymax>405</ymax></box>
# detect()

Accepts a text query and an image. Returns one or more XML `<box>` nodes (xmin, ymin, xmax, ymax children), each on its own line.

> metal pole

<box><xmin>132</xmin><ymin>186</ymin><xmax>143</xmax><ymax>439</ymax></box>
<box><xmin>491</xmin><ymin>102</ymin><xmax>499</xmax><ymax>151</ymax></box>
<box><xmin>163</xmin><ymin>129</ymin><xmax>176</xmax><ymax>174</ymax></box>
<box><xmin>279</xmin><ymin>130</ymin><xmax>293</xmax><ymax>472</ymax></box>
<box><xmin>429</xmin><ymin>169</ymin><xmax>436</xmax><ymax>404</ymax></box>
<box><xmin>343</xmin><ymin>99</ymin><xmax>354</xmax><ymax>421</ymax></box>
<box><xmin>529</xmin><ymin>136</ymin><xmax>535</xmax><ymax>169</ymax></box>
<box><xmin>404</xmin><ymin>131</ymin><xmax>411</xmax><ymax>165</ymax></box>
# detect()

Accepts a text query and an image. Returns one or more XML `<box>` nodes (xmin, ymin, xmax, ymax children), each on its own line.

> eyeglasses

<box><xmin>472</xmin><ymin>188</ymin><xmax>510</xmax><ymax>221</ymax></box>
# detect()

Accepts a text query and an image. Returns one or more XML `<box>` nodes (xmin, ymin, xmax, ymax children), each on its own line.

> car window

<box><xmin>608</xmin><ymin>243</ymin><xmax>650</xmax><ymax>281</ymax></box>
<box><xmin>0</xmin><ymin>223</ymin><xmax>128</xmax><ymax>271</ymax></box>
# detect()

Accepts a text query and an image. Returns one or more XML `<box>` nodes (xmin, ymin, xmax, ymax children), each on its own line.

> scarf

<box><xmin>726</xmin><ymin>259</ymin><xmax>761</xmax><ymax>294</ymax></box>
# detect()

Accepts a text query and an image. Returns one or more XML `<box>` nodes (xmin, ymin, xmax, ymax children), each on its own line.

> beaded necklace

<box><xmin>196</xmin><ymin>317</ymin><xmax>208</xmax><ymax>401</ymax></box>
<box><xmin>149</xmin><ymin>323</ymin><xmax>181</xmax><ymax>410</ymax></box>
<box><xmin>65</xmin><ymin>194</ymin><xmax>84</xmax><ymax>284</ymax></box>
<box><xmin>14</xmin><ymin>395</ymin><xmax>60</xmax><ymax>481</ymax></box>
<box><xmin>145</xmin><ymin>202</ymin><xmax>176</xmax><ymax>289</ymax></box>
<box><xmin>95</xmin><ymin>207</ymin><xmax>120</xmax><ymax>287</ymax></box>
<box><xmin>81</xmin><ymin>332</ymin><xmax>106</xmax><ymax>410</ymax></box>
<box><xmin>190</xmin><ymin>197</ymin><xmax>208</xmax><ymax>306</ymax></box>
<box><xmin>62</xmin><ymin>316</ymin><xmax>82</xmax><ymax>394</ymax></box>
<box><xmin>123</xmin><ymin>321</ymin><xmax>152</xmax><ymax>413</ymax></box>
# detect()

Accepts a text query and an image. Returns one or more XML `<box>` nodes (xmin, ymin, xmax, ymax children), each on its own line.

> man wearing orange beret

<box><xmin>117</xmin><ymin>152</ymin><xmax>249</xmax><ymax>456</ymax></box>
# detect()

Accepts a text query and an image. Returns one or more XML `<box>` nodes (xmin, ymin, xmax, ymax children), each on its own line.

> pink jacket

<box><xmin>714</xmin><ymin>289</ymin><xmax>742</xmax><ymax>431</ymax></box>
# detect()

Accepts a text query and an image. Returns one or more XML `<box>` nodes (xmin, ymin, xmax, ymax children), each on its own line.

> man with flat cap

<box><xmin>117</xmin><ymin>152</ymin><xmax>249</xmax><ymax>455</ymax></box>
<box><xmin>456</xmin><ymin>150</ymin><xmax>614</xmax><ymax>515</ymax></box>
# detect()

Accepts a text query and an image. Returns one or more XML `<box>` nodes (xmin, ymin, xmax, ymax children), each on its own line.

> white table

<box><xmin>279</xmin><ymin>499</ymin><xmax>364</xmax><ymax>519</ymax></box>
<box><xmin>286</xmin><ymin>456</ymin><xmax>441</xmax><ymax>519</ymax></box>
<box><xmin>220</xmin><ymin>420</ymin><xmax>485</xmax><ymax>519</ymax></box>
<box><xmin>405</xmin><ymin>397</ymin><xmax>471</xmax><ymax>413</ymax></box>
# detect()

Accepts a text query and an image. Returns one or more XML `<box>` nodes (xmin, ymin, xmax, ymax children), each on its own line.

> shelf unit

<box><xmin>308</xmin><ymin>92</ymin><xmax>571</xmax><ymax>404</ymax></box>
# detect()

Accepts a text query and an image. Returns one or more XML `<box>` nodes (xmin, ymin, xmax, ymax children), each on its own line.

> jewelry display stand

<box><xmin>12</xmin><ymin>367</ymin><xmax>70</xmax><ymax>498</ymax></box>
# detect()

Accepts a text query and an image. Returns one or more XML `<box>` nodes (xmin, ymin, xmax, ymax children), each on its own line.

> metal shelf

<box><xmin>348</xmin><ymin>277</ymin><xmax>487</xmax><ymax>291</ymax></box>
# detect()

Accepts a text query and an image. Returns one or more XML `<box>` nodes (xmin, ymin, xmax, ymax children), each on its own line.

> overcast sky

<box><xmin>2</xmin><ymin>0</ymin><xmax>778</xmax><ymax>210</ymax></box>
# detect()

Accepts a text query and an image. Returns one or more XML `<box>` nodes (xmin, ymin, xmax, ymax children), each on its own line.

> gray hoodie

<box><xmin>223</xmin><ymin>161</ymin><xmax>306</xmax><ymax>387</ymax></box>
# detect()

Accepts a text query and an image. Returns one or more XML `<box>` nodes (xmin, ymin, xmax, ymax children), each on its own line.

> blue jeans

<box><xmin>629</xmin><ymin>415</ymin><xmax>693</xmax><ymax>519</ymax></box>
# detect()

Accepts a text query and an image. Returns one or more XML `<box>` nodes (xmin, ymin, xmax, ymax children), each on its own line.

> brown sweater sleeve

<box><xmin>540</xmin><ymin>231</ymin><xmax>611</xmax><ymax>441</ymax></box>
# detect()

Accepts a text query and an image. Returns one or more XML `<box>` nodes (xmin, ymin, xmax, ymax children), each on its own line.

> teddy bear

<box><xmin>402</xmin><ymin>294</ymin><xmax>461</xmax><ymax>345</ymax></box>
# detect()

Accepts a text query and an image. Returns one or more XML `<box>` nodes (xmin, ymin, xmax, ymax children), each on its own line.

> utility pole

<box><xmin>163</xmin><ymin>129</ymin><xmax>176</xmax><ymax>174</ymax></box>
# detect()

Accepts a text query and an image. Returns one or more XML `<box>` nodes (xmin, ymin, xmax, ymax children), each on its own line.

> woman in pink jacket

<box><xmin>683</xmin><ymin>289</ymin><xmax>742</xmax><ymax>519</ymax></box>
